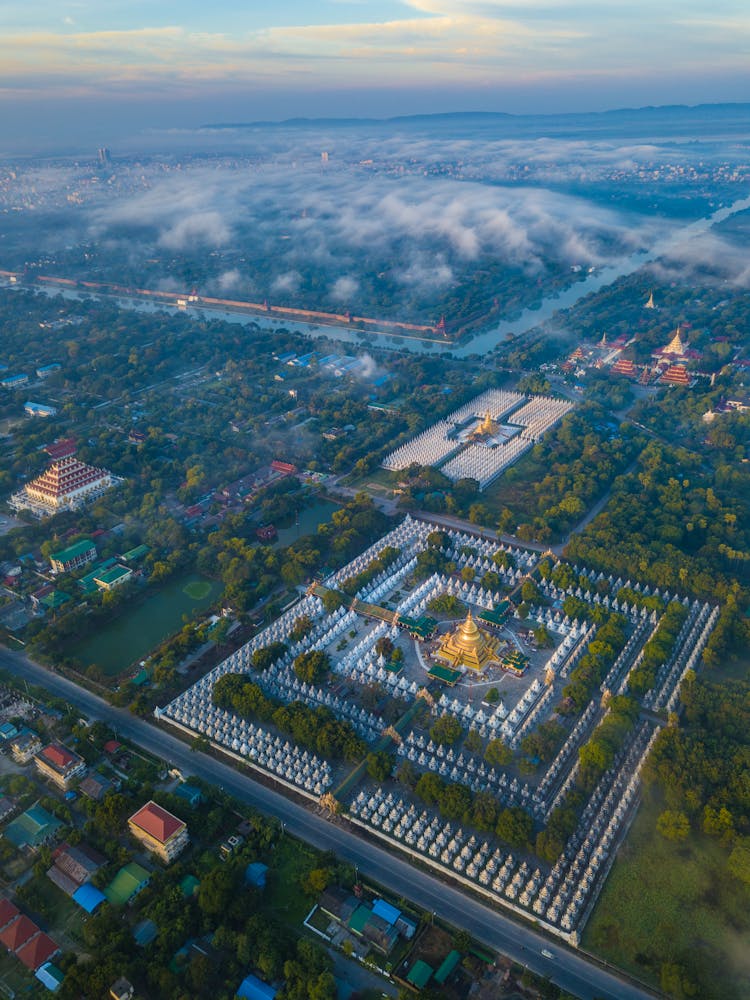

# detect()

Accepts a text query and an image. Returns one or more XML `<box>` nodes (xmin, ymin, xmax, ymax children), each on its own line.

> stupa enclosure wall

<box><xmin>157</xmin><ymin>515</ymin><xmax>718</xmax><ymax>945</ymax></box>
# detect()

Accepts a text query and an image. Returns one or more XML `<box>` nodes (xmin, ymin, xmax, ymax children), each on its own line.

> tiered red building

<box><xmin>10</xmin><ymin>455</ymin><xmax>119</xmax><ymax>518</ymax></box>
<box><xmin>610</xmin><ymin>358</ymin><xmax>637</xmax><ymax>378</ymax></box>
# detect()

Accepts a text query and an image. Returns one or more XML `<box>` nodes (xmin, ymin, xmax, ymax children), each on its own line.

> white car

<box><xmin>541</xmin><ymin>949</ymin><xmax>554</xmax><ymax>959</ymax></box>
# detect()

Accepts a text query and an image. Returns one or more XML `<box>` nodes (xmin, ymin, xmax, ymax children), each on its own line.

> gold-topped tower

<box><xmin>473</xmin><ymin>411</ymin><xmax>499</xmax><ymax>438</ymax></box>
<box><xmin>435</xmin><ymin>609</ymin><xmax>498</xmax><ymax>671</ymax></box>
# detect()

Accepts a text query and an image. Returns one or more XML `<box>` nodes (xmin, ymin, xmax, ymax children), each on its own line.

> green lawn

<box><xmin>18</xmin><ymin>873</ymin><xmax>85</xmax><ymax>941</ymax></box>
<box><xmin>183</xmin><ymin>579</ymin><xmax>212</xmax><ymax>600</ymax></box>
<box><xmin>0</xmin><ymin>949</ymin><xmax>38</xmax><ymax>997</ymax></box>
<box><xmin>584</xmin><ymin>792</ymin><xmax>750</xmax><ymax>999</ymax></box>
<box><xmin>263</xmin><ymin>836</ymin><xmax>321</xmax><ymax>926</ymax></box>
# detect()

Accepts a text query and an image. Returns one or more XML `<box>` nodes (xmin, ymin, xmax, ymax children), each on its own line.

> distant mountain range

<box><xmin>202</xmin><ymin>103</ymin><xmax>750</xmax><ymax>131</ymax></box>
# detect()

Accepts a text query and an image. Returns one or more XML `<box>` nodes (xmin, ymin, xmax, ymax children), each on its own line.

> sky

<box><xmin>1</xmin><ymin>1</ymin><xmax>750</xmax><ymax>148</ymax></box>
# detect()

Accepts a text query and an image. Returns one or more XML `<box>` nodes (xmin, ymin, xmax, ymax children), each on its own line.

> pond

<box><xmin>74</xmin><ymin>573</ymin><xmax>223</xmax><ymax>676</ymax></box>
<box><xmin>272</xmin><ymin>498</ymin><xmax>340</xmax><ymax>547</ymax></box>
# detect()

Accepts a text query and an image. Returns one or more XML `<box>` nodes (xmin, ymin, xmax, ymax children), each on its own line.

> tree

<box><xmin>430</xmin><ymin>715</ymin><xmax>463</xmax><ymax>746</ymax></box>
<box><xmin>464</xmin><ymin>728</ymin><xmax>483</xmax><ymax>754</ymax></box>
<box><xmin>396</xmin><ymin>759</ymin><xmax>418</xmax><ymax>789</ymax></box>
<box><xmin>496</xmin><ymin>806</ymin><xmax>533</xmax><ymax>849</ymax></box>
<box><xmin>366</xmin><ymin>751</ymin><xmax>393</xmax><ymax>783</ymax></box>
<box><xmin>727</xmin><ymin>839</ymin><xmax>750</xmax><ymax>886</ymax></box>
<box><xmin>656</xmin><ymin>810</ymin><xmax>691</xmax><ymax>842</ymax></box>
<box><xmin>293</xmin><ymin>649</ymin><xmax>330</xmax><ymax>684</ymax></box>
<box><xmin>289</xmin><ymin>615</ymin><xmax>313</xmax><ymax>642</ymax></box>
<box><xmin>252</xmin><ymin>641</ymin><xmax>287</xmax><ymax>671</ymax></box>
<box><xmin>321</xmin><ymin>589</ymin><xmax>345</xmax><ymax>614</ymax></box>
<box><xmin>484</xmin><ymin>738</ymin><xmax>512</xmax><ymax>767</ymax></box>
<box><xmin>302</xmin><ymin>867</ymin><xmax>332</xmax><ymax>896</ymax></box>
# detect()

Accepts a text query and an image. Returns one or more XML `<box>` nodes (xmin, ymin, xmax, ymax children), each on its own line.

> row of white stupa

<box><xmin>382</xmin><ymin>389</ymin><xmax>527</xmax><ymax>471</ymax></box>
<box><xmin>382</xmin><ymin>390</ymin><xmax>572</xmax><ymax>479</ymax></box>
<box><xmin>441</xmin><ymin>437</ymin><xmax>533</xmax><ymax>489</ymax></box>
<box><xmin>536</xmin><ymin>722</ymin><xmax>658</xmax><ymax>932</ymax></box>
<box><xmin>442</xmin><ymin>532</ymin><xmax>537</xmax><ymax>570</ymax></box>
<box><xmin>325</xmin><ymin>515</ymin><xmax>432</xmax><ymax>591</ymax></box>
<box><xmin>396</xmin><ymin>733</ymin><xmax>540</xmax><ymax>812</ymax></box>
<box><xmin>646</xmin><ymin>602</ymin><xmax>718</xmax><ymax>712</ymax></box>
<box><xmin>163</xmin><ymin>698</ymin><xmax>332</xmax><ymax>793</ymax></box>
<box><xmin>352</xmin><ymin>717</ymin><xmax>658</xmax><ymax>935</ymax></box>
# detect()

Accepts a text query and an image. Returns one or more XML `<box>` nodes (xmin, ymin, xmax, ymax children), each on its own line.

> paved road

<box><xmin>0</xmin><ymin>648</ymin><xmax>657</xmax><ymax>1000</ymax></box>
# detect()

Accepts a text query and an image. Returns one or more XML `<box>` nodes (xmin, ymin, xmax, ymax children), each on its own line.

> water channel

<box><xmin>29</xmin><ymin>195</ymin><xmax>750</xmax><ymax>359</ymax></box>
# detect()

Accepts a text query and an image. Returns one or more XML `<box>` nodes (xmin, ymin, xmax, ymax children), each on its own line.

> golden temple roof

<box><xmin>435</xmin><ymin>609</ymin><xmax>498</xmax><ymax>671</ymax></box>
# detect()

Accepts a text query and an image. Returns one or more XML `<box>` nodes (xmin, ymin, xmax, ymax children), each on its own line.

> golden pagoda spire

<box><xmin>664</xmin><ymin>326</ymin><xmax>686</xmax><ymax>356</ymax></box>
<box><xmin>645</xmin><ymin>290</ymin><xmax>655</xmax><ymax>309</ymax></box>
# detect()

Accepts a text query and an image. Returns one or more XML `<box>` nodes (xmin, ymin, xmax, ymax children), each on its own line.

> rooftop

<box><xmin>39</xmin><ymin>742</ymin><xmax>81</xmax><ymax>771</ymax></box>
<box><xmin>50</xmin><ymin>538</ymin><xmax>95</xmax><ymax>564</ymax></box>
<box><xmin>104</xmin><ymin>862</ymin><xmax>151</xmax><ymax>906</ymax></box>
<box><xmin>129</xmin><ymin>801</ymin><xmax>185</xmax><ymax>844</ymax></box>
<box><xmin>0</xmin><ymin>914</ymin><xmax>38</xmax><ymax>952</ymax></box>
<box><xmin>17</xmin><ymin>932</ymin><xmax>58</xmax><ymax>971</ymax></box>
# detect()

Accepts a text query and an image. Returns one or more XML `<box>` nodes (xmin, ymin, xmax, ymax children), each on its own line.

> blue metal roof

<box><xmin>237</xmin><ymin>974</ymin><xmax>277</xmax><ymax>1000</ymax></box>
<box><xmin>372</xmin><ymin>898</ymin><xmax>401</xmax><ymax>925</ymax></box>
<box><xmin>72</xmin><ymin>882</ymin><xmax>106</xmax><ymax>914</ymax></box>
<box><xmin>245</xmin><ymin>862</ymin><xmax>269</xmax><ymax>887</ymax></box>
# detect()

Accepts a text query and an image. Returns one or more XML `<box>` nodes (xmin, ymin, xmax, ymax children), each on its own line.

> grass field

<box><xmin>584</xmin><ymin>791</ymin><xmax>750</xmax><ymax>999</ymax></box>
<box><xmin>263</xmin><ymin>836</ymin><xmax>323</xmax><ymax>927</ymax></box>
<box><xmin>183</xmin><ymin>579</ymin><xmax>212</xmax><ymax>600</ymax></box>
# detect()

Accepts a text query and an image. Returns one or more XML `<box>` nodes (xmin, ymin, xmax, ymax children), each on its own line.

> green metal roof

<box><xmin>478</xmin><ymin>602</ymin><xmax>511</xmax><ymax>627</ymax></box>
<box><xmin>347</xmin><ymin>904</ymin><xmax>371</xmax><ymax>935</ymax></box>
<box><xmin>427</xmin><ymin>663</ymin><xmax>462</xmax><ymax>685</ymax></box>
<box><xmin>434</xmin><ymin>949</ymin><xmax>461</xmax><ymax>984</ymax></box>
<box><xmin>41</xmin><ymin>590</ymin><xmax>71</xmax><ymax>609</ymax></box>
<box><xmin>406</xmin><ymin>960</ymin><xmax>433</xmax><ymax>988</ymax></box>
<box><xmin>50</xmin><ymin>538</ymin><xmax>95</xmax><ymax>564</ymax></box>
<box><xmin>4</xmin><ymin>803</ymin><xmax>61</xmax><ymax>848</ymax></box>
<box><xmin>399</xmin><ymin>615</ymin><xmax>437</xmax><ymax>639</ymax></box>
<box><xmin>94</xmin><ymin>565</ymin><xmax>131</xmax><ymax>587</ymax></box>
<box><xmin>104</xmin><ymin>862</ymin><xmax>150</xmax><ymax>905</ymax></box>
<box><xmin>79</xmin><ymin>557</ymin><xmax>118</xmax><ymax>592</ymax></box>
<box><xmin>122</xmin><ymin>544</ymin><xmax>150</xmax><ymax>562</ymax></box>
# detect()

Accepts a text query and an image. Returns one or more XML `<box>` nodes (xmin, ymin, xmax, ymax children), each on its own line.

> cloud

<box><xmin>330</xmin><ymin>275</ymin><xmax>359</xmax><ymax>301</ymax></box>
<box><xmin>649</xmin><ymin>229</ymin><xmax>750</xmax><ymax>289</ymax></box>
<box><xmin>217</xmin><ymin>268</ymin><xmax>242</xmax><ymax>291</ymax></box>
<box><xmin>158</xmin><ymin>211</ymin><xmax>231</xmax><ymax>249</ymax></box>
<box><xmin>272</xmin><ymin>270</ymin><xmax>301</xmax><ymax>293</ymax></box>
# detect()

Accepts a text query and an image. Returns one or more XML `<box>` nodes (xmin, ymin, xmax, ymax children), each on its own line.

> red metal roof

<box><xmin>129</xmin><ymin>801</ymin><xmax>185</xmax><ymax>844</ymax></box>
<box><xmin>16</xmin><ymin>932</ymin><xmax>57</xmax><ymax>970</ymax></box>
<box><xmin>42</xmin><ymin>743</ymin><xmax>75</xmax><ymax>769</ymax></box>
<box><xmin>0</xmin><ymin>899</ymin><xmax>19</xmax><ymax>930</ymax></box>
<box><xmin>43</xmin><ymin>438</ymin><xmax>76</xmax><ymax>460</ymax></box>
<box><xmin>0</xmin><ymin>915</ymin><xmax>38</xmax><ymax>952</ymax></box>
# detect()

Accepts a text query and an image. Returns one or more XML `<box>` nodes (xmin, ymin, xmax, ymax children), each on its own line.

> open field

<box><xmin>584</xmin><ymin>791</ymin><xmax>750</xmax><ymax>1000</ymax></box>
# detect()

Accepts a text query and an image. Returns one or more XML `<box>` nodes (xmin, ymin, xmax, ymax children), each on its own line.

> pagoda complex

<box><xmin>9</xmin><ymin>455</ymin><xmax>119</xmax><ymax>518</ymax></box>
<box><xmin>434</xmin><ymin>609</ymin><xmax>499</xmax><ymax>671</ymax></box>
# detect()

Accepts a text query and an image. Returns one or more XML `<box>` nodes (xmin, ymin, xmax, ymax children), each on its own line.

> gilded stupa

<box><xmin>472</xmin><ymin>410</ymin><xmax>499</xmax><ymax>438</ymax></box>
<box><xmin>435</xmin><ymin>609</ymin><xmax>498</xmax><ymax>671</ymax></box>
<box><xmin>663</xmin><ymin>326</ymin><xmax>687</xmax><ymax>357</ymax></box>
